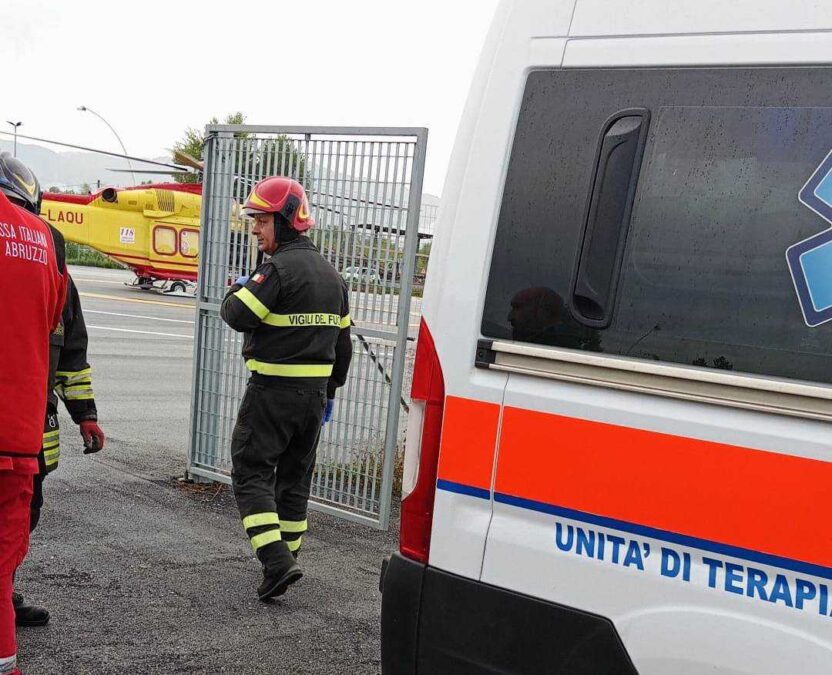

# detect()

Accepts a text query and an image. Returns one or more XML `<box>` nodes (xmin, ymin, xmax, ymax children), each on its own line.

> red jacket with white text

<box><xmin>0</xmin><ymin>192</ymin><xmax>66</xmax><ymax>458</ymax></box>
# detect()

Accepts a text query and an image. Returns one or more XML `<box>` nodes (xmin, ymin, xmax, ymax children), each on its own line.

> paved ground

<box><xmin>16</xmin><ymin>266</ymin><xmax>398</xmax><ymax>674</ymax></box>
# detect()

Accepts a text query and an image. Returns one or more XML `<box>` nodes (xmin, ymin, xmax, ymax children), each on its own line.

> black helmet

<box><xmin>0</xmin><ymin>152</ymin><xmax>41</xmax><ymax>214</ymax></box>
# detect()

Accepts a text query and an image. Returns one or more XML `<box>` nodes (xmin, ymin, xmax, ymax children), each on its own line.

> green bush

<box><xmin>65</xmin><ymin>243</ymin><xmax>123</xmax><ymax>269</ymax></box>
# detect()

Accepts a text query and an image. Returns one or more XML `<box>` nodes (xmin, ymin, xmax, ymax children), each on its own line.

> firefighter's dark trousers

<box><xmin>30</xmin><ymin>403</ymin><xmax>59</xmax><ymax>533</ymax></box>
<box><xmin>230</xmin><ymin>379</ymin><xmax>326</xmax><ymax>569</ymax></box>
<box><xmin>29</xmin><ymin>454</ymin><xmax>47</xmax><ymax>534</ymax></box>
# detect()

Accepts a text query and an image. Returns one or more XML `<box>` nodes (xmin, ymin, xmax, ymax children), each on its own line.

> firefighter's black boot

<box><xmin>13</xmin><ymin>592</ymin><xmax>50</xmax><ymax>627</ymax></box>
<box><xmin>257</xmin><ymin>541</ymin><xmax>302</xmax><ymax>602</ymax></box>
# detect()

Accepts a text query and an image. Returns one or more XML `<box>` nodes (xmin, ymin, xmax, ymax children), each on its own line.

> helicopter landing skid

<box><xmin>124</xmin><ymin>276</ymin><xmax>196</xmax><ymax>297</ymax></box>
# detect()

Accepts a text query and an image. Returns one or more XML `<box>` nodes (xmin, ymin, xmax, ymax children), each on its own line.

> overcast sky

<box><xmin>0</xmin><ymin>0</ymin><xmax>499</xmax><ymax>196</ymax></box>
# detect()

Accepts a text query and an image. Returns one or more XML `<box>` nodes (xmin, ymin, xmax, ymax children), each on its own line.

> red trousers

<box><xmin>0</xmin><ymin>457</ymin><xmax>38</xmax><ymax>675</ymax></box>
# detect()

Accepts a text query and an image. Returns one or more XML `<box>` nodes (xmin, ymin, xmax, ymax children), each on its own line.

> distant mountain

<box><xmin>0</xmin><ymin>140</ymin><xmax>177</xmax><ymax>191</ymax></box>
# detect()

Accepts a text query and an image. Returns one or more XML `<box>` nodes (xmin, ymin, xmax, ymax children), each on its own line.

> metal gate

<box><xmin>187</xmin><ymin>125</ymin><xmax>427</xmax><ymax>529</ymax></box>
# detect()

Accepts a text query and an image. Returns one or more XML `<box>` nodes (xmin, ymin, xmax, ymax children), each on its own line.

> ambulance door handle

<box><xmin>571</xmin><ymin>109</ymin><xmax>650</xmax><ymax>328</ymax></box>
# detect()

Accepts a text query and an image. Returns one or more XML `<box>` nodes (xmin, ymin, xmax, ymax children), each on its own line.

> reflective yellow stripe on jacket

<box><xmin>262</xmin><ymin>313</ymin><xmax>349</xmax><ymax>328</ymax></box>
<box><xmin>62</xmin><ymin>385</ymin><xmax>95</xmax><ymax>401</ymax></box>
<box><xmin>233</xmin><ymin>287</ymin><xmax>349</xmax><ymax>329</ymax></box>
<box><xmin>56</xmin><ymin>368</ymin><xmax>95</xmax><ymax>401</ymax></box>
<box><xmin>245</xmin><ymin>360</ymin><xmax>333</xmax><ymax>377</ymax></box>
<box><xmin>233</xmin><ymin>287</ymin><xmax>270</xmax><ymax>320</ymax></box>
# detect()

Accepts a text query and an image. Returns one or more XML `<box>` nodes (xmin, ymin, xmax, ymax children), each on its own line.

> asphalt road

<box><xmin>16</xmin><ymin>265</ymin><xmax>398</xmax><ymax>674</ymax></box>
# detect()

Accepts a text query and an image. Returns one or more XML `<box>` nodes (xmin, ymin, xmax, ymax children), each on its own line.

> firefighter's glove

<box><xmin>80</xmin><ymin>421</ymin><xmax>106</xmax><ymax>454</ymax></box>
<box><xmin>323</xmin><ymin>398</ymin><xmax>335</xmax><ymax>425</ymax></box>
<box><xmin>235</xmin><ymin>275</ymin><xmax>250</xmax><ymax>286</ymax></box>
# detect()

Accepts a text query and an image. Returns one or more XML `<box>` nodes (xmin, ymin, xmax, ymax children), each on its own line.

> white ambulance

<box><xmin>380</xmin><ymin>0</ymin><xmax>832</xmax><ymax>673</ymax></box>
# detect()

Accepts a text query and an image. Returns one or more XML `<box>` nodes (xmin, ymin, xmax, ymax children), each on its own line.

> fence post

<box><xmin>377</xmin><ymin>129</ymin><xmax>428</xmax><ymax>530</ymax></box>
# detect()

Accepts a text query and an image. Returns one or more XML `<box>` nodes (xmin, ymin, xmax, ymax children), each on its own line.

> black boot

<box><xmin>13</xmin><ymin>592</ymin><xmax>50</xmax><ymax>627</ymax></box>
<box><xmin>257</xmin><ymin>541</ymin><xmax>302</xmax><ymax>602</ymax></box>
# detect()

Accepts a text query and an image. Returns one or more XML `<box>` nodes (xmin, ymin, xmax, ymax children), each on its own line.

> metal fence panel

<box><xmin>188</xmin><ymin>125</ymin><xmax>427</xmax><ymax>529</ymax></box>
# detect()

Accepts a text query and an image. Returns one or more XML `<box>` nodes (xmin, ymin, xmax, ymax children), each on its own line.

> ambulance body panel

<box><xmin>381</xmin><ymin>1</ymin><xmax>832</xmax><ymax>672</ymax></box>
<box><xmin>418</xmin><ymin>0</ymin><xmax>573</xmax><ymax>579</ymax></box>
<box><xmin>569</xmin><ymin>0</ymin><xmax>832</xmax><ymax>37</ymax></box>
<box><xmin>483</xmin><ymin>381</ymin><xmax>832</xmax><ymax>674</ymax></box>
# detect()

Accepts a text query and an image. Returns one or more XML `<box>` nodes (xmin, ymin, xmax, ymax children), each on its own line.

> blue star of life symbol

<box><xmin>786</xmin><ymin>150</ymin><xmax>832</xmax><ymax>327</ymax></box>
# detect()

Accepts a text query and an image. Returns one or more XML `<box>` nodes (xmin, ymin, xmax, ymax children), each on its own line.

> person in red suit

<box><xmin>0</xmin><ymin>153</ymin><xmax>66</xmax><ymax>675</ymax></box>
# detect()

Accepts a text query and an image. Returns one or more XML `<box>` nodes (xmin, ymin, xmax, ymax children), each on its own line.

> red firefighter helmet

<box><xmin>243</xmin><ymin>176</ymin><xmax>314</xmax><ymax>232</ymax></box>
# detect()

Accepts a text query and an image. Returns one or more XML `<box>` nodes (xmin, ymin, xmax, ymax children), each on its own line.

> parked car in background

<box><xmin>342</xmin><ymin>266</ymin><xmax>381</xmax><ymax>284</ymax></box>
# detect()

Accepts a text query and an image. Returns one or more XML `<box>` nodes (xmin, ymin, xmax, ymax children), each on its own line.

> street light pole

<box><xmin>6</xmin><ymin>121</ymin><xmax>22</xmax><ymax>157</ymax></box>
<box><xmin>77</xmin><ymin>106</ymin><xmax>136</xmax><ymax>185</ymax></box>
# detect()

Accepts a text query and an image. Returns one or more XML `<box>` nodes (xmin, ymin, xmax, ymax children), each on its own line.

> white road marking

<box><xmin>84</xmin><ymin>309</ymin><xmax>194</xmax><ymax>325</ymax></box>
<box><xmin>79</xmin><ymin>292</ymin><xmax>193</xmax><ymax>309</ymax></box>
<box><xmin>86</xmin><ymin>325</ymin><xmax>193</xmax><ymax>339</ymax></box>
<box><xmin>72</xmin><ymin>277</ymin><xmax>126</xmax><ymax>286</ymax></box>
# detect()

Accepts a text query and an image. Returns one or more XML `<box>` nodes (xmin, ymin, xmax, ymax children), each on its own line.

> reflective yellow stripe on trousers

<box><xmin>243</xmin><ymin>512</ymin><xmax>280</xmax><ymax>530</ymax></box>
<box><xmin>280</xmin><ymin>519</ymin><xmax>308</xmax><ymax>533</ymax></box>
<box><xmin>281</xmin><ymin>519</ymin><xmax>307</xmax><ymax>553</ymax></box>
<box><xmin>44</xmin><ymin>448</ymin><xmax>60</xmax><ymax>467</ymax></box>
<box><xmin>250</xmin><ymin>529</ymin><xmax>282</xmax><ymax>551</ymax></box>
<box><xmin>243</xmin><ymin>512</ymin><xmax>282</xmax><ymax>552</ymax></box>
<box><xmin>43</xmin><ymin>429</ymin><xmax>60</xmax><ymax>466</ymax></box>
<box><xmin>56</xmin><ymin>367</ymin><xmax>92</xmax><ymax>385</ymax></box>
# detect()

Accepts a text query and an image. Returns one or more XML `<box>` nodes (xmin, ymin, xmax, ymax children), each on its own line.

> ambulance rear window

<box><xmin>482</xmin><ymin>66</ymin><xmax>832</xmax><ymax>385</ymax></box>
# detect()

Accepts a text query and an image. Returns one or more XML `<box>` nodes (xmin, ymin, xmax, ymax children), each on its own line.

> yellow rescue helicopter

<box><xmin>42</xmin><ymin>180</ymin><xmax>204</xmax><ymax>292</ymax></box>
<box><xmin>26</xmin><ymin>142</ymin><xmax>254</xmax><ymax>293</ymax></box>
<box><xmin>28</xmin><ymin>141</ymin><xmax>209</xmax><ymax>291</ymax></box>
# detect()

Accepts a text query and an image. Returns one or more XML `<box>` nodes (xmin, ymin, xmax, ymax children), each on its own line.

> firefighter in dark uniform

<box><xmin>12</xmin><ymin>234</ymin><xmax>106</xmax><ymax>627</ymax></box>
<box><xmin>221</xmin><ymin>176</ymin><xmax>352</xmax><ymax>601</ymax></box>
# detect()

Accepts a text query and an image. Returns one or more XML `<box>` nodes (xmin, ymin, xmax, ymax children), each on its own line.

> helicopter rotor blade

<box><xmin>0</xmin><ymin>130</ymin><xmax>189</xmax><ymax>172</ymax></box>
<box><xmin>107</xmin><ymin>168</ymin><xmax>196</xmax><ymax>175</ymax></box>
